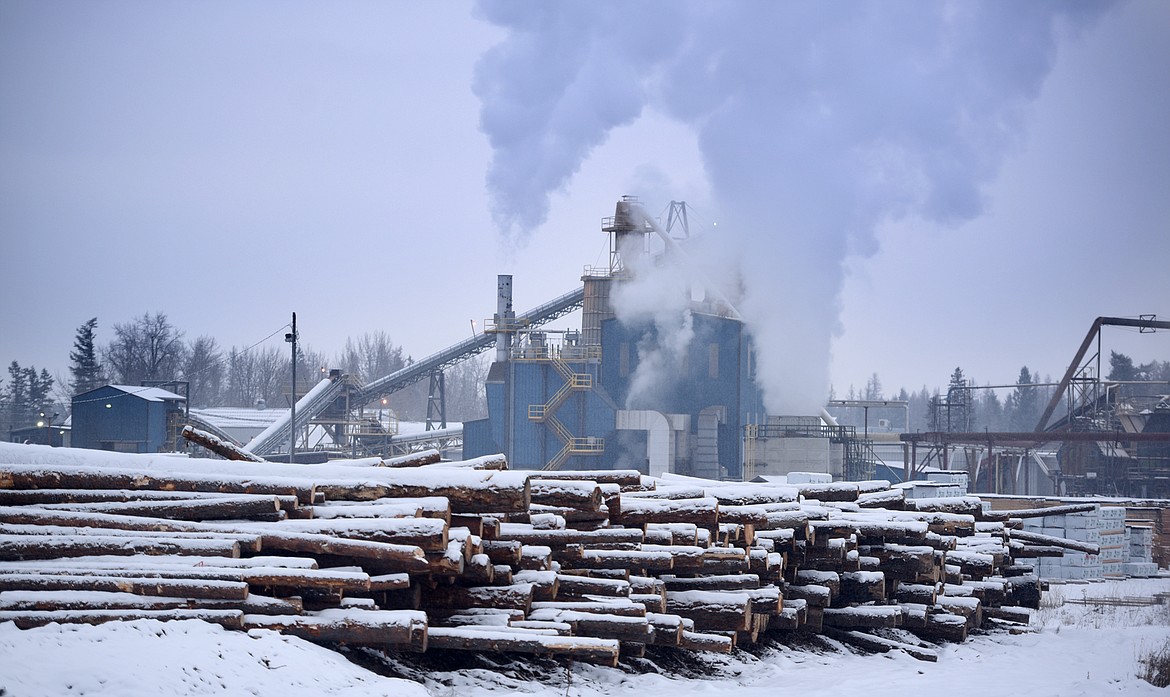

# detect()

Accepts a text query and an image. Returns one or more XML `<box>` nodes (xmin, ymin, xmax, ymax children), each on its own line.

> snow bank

<box><xmin>0</xmin><ymin>618</ymin><xmax>428</xmax><ymax>697</ymax></box>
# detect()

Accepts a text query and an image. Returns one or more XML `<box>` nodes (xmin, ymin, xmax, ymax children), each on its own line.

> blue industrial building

<box><xmin>71</xmin><ymin>384</ymin><xmax>187</xmax><ymax>453</ymax></box>
<box><xmin>463</xmin><ymin>198</ymin><xmax>765</xmax><ymax>478</ymax></box>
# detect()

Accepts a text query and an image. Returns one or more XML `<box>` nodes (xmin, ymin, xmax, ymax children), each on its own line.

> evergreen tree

<box><xmin>1107</xmin><ymin>351</ymin><xmax>1136</xmax><ymax>382</ymax></box>
<box><xmin>69</xmin><ymin>317</ymin><xmax>104</xmax><ymax>395</ymax></box>
<box><xmin>2</xmin><ymin>362</ymin><xmax>52</xmax><ymax>432</ymax></box>
<box><xmin>6</xmin><ymin>362</ymin><xmax>29</xmax><ymax>430</ymax></box>
<box><xmin>947</xmin><ymin>367</ymin><xmax>972</xmax><ymax>431</ymax></box>
<box><xmin>1008</xmin><ymin>366</ymin><xmax>1039</xmax><ymax>431</ymax></box>
<box><xmin>907</xmin><ymin>386</ymin><xmax>932</xmax><ymax>432</ymax></box>
<box><xmin>864</xmin><ymin>373</ymin><xmax>883</xmax><ymax>400</ymax></box>
<box><xmin>980</xmin><ymin>388</ymin><xmax>1005</xmax><ymax>431</ymax></box>
<box><xmin>3</xmin><ymin>362</ymin><xmax>26</xmax><ymax>434</ymax></box>
<box><xmin>32</xmin><ymin>368</ymin><xmax>54</xmax><ymax>412</ymax></box>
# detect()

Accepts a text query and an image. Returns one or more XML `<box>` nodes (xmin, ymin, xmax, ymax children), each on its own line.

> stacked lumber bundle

<box><xmin>0</xmin><ymin>444</ymin><xmax>1076</xmax><ymax>666</ymax></box>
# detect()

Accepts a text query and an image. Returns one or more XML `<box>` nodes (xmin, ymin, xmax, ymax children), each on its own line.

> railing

<box><xmin>541</xmin><ymin>415</ymin><xmax>604</xmax><ymax>470</ymax></box>
<box><xmin>527</xmin><ymin>355</ymin><xmax>593</xmax><ymax>423</ymax></box>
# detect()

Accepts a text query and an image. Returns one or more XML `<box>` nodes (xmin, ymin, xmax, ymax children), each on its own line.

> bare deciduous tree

<box><xmin>103</xmin><ymin>312</ymin><xmax>187</xmax><ymax>386</ymax></box>
<box><xmin>183</xmin><ymin>336</ymin><xmax>224</xmax><ymax>408</ymax></box>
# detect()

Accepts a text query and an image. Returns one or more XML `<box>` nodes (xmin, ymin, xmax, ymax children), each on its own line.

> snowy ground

<box><xmin>2</xmin><ymin>576</ymin><xmax>1167</xmax><ymax>696</ymax></box>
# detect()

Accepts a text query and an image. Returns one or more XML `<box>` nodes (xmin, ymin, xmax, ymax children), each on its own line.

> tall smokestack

<box><xmin>602</xmin><ymin>195</ymin><xmax>647</xmax><ymax>276</ymax></box>
<box><xmin>495</xmin><ymin>274</ymin><xmax>514</xmax><ymax>362</ymax></box>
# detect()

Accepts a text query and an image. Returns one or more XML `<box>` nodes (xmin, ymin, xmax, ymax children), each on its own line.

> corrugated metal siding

<box><xmin>486</xmin><ymin>379</ymin><xmax>507</xmax><ymax>454</ymax></box>
<box><xmin>146</xmin><ymin>401</ymin><xmax>169</xmax><ymax>452</ymax></box>
<box><xmin>510</xmin><ymin>362</ymin><xmax>549</xmax><ymax>469</ymax></box>
<box><xmin>72</xmin><ymin>386</ymin><xmax>151</xmax><ymax>451</ymax></box>
<box><xmin>601</xmin><ymin>313</ymin><xmax>762</xmax><ymax>475</ymax></box>
<box><xmin>460</xmin><ymin>418</ymin><xmax>498</xmax><ymax>459</ymax></box>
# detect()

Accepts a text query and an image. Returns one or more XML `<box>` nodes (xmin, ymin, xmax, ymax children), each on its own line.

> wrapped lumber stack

<box><xmin>1125</xmin><ymin>525</ymin><xmax>1158</xmax><ymax>577</ymax></box>
<box><xmin>1020</xmin><ymin>504</ymin><xmax>1155</xmax><ymax>580</ymax></box>
<box><xmin>0</xmin><ymin>441</ymin><xmax>1070</xmax><ymax>668</ymax></box>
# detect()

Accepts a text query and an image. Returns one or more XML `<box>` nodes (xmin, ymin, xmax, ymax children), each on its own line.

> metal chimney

<box><xmin>495</xmin><ymin>274</ymin><xmax>514</xmax><ymax>362</ymax></box>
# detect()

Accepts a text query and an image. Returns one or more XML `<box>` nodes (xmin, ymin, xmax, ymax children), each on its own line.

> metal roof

<box><xmin>106</xmin><ymin>384</ymin><xmax>186</xmax><ymax>402</ymax></box>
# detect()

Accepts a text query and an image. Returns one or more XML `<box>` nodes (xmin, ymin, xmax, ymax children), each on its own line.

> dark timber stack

<box><xmin>0</xmin><ymin>451</ymin><xmax>1068</xmax><ymax>666</ymax></box>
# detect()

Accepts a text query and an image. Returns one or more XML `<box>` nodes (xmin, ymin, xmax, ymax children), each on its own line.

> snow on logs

<box><xmin>180</xmin><ymin>425</ymin><xmax>267</xmax><ymax>463</ymax></box>
<box><xmin>0</xmin><ymin>444</ymin><xmax>1053</xmax><ymax>666</ymax></box>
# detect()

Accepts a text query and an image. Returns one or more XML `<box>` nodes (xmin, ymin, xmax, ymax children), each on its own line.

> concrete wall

<box><xmin>750</xmin><ymin>437</ymin><xmax>847</xmax><ymax>479</ymax></box>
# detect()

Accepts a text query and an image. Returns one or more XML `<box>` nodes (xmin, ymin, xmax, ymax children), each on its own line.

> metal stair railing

<box><xmin>528</xmin><ymin>352</ymin><xmax>593</xmax><ymax>422</ymax></box>
<box><xmin>541</xmin><ymin>415</ymin><xmax>604</xmax><ymax>470</ymax></box>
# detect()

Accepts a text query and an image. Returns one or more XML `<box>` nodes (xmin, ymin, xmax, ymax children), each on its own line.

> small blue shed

<box><xmin>71</xmin><ymin>384</ymin><xmax>187</xmax><ymax>453</ymax></box>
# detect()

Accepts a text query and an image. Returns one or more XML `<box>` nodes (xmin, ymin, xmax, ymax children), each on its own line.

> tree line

<box><xmin>1</xmin><ymin>313</ymin><xmax>489</xmax><ymax>436</ymax></box>
<box><xmin>833</xmin><ymin>352</ymin><xmax>1169</xmax><ymax>434</ymax></box>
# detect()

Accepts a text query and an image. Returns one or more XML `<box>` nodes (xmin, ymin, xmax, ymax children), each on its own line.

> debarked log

<box><xmin>527</xmin><ymin>470</ymin><xmax>643</xmax><ymax>488</ymax></box>
<box><xmin>313</xmin><ymin>470</ymin><xmax>531</xmax><ymax>514</ymax></box>
<box><xmin>0</xmin><ymin>521</ymin><xmax>262</xmax><ymax>555</ymax></box>
<box><xmin>261</xmin><ymin>518</ymin><xmax>449</xmax><ymax>552</ymax></box>
<box><xmin>821</xmin><ymin>605</ymin><xmax>903</xmax><ymax>629</ymax></box>
<box><xmin>978</xmin><ymin>502</ymin><xmax>1100</xmax><ymax>522</ymax></box>
<box><xmin>823</xmin><ymin>627</ymin><xmax>938</xmax><ymax>662</ymax></box>
<box><xmin>0</xmin><ymin>573</ymin><xmax>248</xmax><ymax>599</ymax></box>
<box><xmin>1009</xmin><ymin>529</ymin><xmax>1100</xmax><ymax>555</ymax></box>
<box><xmin>567</xmin><ymin>549</ymin><xmax>674</xmax><ymax>572</ymax></box>
<box><xmin>33</xmin><ymin>496</ymin><xmax>285</xmax><ymax>522</ymax></box>
<box><xmin>529</xmin><ymin>480</ymin><xmax>603</xmax><ymax>512</ymax></box>
<box><xmin>616</xmin><ymin>497</ymin><xmax>719</xmax><ymax>527</ymax></box>
<box><xmin>425</xmin><ymin>626</ymin><xmax>620</xmax><ymax>667</ymax></box>
<box><xmin>181</xmin><ymin>425</ymin><xmax>266</xmax><ymax>463</ymax></box>
<box><xmin>0</xmin><ymin>534</ymin><xmax>239</xmax><ymax>561</ymax></box>
<box><xmin>0</xmin><ymin>590</ymin><xmax>302</xmax><ymax>616</ymax></box>
<box><xmin>0</xmin><ymin>608</ymin><xmax>245</xmax><ymax>629</ymax></box>
<box><xmin>423</xmin><ymin>583</ymin><xmax>534</xmax><ymax>612</ymax></box>
<box><xmin>0</xmin><ymin>465</ymin><xmax>317</xmax><ymax>505</ymax></box>
<box><xmin>893</xmin><ymin>583</ymin><xmax>938</xmax><ymax>605</ymax></box>
<box><xmin>244</xmin><ymin>609</ymin><xmax>428</xmax><ymax>650</ymax></box>
<box><xmin>0</xmin><ymin>564</ymin><xmax>371</xmax><ymax>593</ymax></box>
<box><xmin>945</xmin><ymin>550</ymin><xmax>996</xmax><ymax>579</ymax></box>
<box><xmin>553</xmin><ymin>573</ymin><xmax>630</xmax><ymax>598</ymax></box>
<box><xmin>526</xmin><ymin>608</ymin><xmax>652</xmax><ymax>643</ymax></box>
<box><xmin>661</xmin><ymin>574</ymin><xmax>761</xmax><ymax>592</ymax></box>
<box><xmin>837</xmin><ymin>572</ymin><xmax>886</xmax><ymax>604</ymax></box>
<box><xmin>677</xmin><ymin>629</ymin><xmax>734</xmax><ymax>653</ymax></box>
<box><xmin>382</xmin><ymin>449</ymin><xmax>443</xmax><ymax>468</ymax></box>
<box><xmin>665</xmin><ymin>590</ymin><xmax>752</xmax><ymax>632</ymax></box>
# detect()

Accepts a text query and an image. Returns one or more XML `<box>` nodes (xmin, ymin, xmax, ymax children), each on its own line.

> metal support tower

<box><xmin>426</xmin><ymin>369</ymin><xmax>447</xmax><ymax>431</ymax></box>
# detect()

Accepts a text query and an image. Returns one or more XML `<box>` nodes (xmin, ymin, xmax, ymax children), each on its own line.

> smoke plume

<box><xmin>609</xmin><ymin>235</ymin><xmax>695</xmax><ymax>409</ymax></box>
<box><xmin>474</xmin><ymin>1</ymin><xmax>1113</xmax><ymax>414</ymax></box>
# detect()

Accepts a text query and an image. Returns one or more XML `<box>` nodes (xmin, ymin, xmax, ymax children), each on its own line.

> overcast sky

<box><xmin>1</xmin><ymin>1</ymin><xmax>1167</xmax><ymax>406</ymax></box>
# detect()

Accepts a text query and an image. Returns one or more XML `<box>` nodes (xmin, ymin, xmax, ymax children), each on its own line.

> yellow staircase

<box><xmin>528</xmin><ymin>352</ymin><xmax>603</xmax><ymax>470</ymax></box>
<box><xmin>543</xmin><ymin>415</ymin><xmax>604</xmax><ymax>471</ymax></box>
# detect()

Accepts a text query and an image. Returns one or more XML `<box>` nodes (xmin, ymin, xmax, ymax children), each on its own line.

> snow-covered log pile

<box><xmin>0</xmin><ymin>442</ymin><xmax>1096</xmax><ymax>666</ymax></box>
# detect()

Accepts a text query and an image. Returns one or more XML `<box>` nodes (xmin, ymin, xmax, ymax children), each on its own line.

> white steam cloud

<box><xmin>609</xmin><ymin>236</ymin><xmax>695</xmax><ymax>409</ymax></box>
<box><xmin>474</xmin><ymin>1</ymin><xmax>1113</xmax><ymax>414</ymax></box>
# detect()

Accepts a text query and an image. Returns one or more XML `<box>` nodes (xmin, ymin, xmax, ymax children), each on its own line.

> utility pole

<box><xmin>286</xmin><ymin>313</ymin><xmax>297</xmax><ymax>464</ymax></box>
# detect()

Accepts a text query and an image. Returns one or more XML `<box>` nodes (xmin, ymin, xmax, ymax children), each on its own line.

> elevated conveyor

<box><xmin>246</xmin><ymin>286</ymin><xmax>585</xmax><ymax>457</ymax></box>
<box><xmin>184</xmin><ymin>412</ymin><xmax>244</xmax><ymax>448</ymax></box>
<box><xmin>243</xmin><ymin>377</ymin><xmax>350</xmax><ymax>456</ymax></box>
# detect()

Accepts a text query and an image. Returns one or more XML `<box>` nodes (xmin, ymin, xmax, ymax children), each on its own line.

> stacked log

<box><xmin>0</xmin><ymin>447</ymin><xmax>1062</xmax><ymax>667</ymax></box>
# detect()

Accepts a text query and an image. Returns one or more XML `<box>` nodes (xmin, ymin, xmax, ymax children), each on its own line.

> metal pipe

<box><xmin>1036</xmin><ymin>316</ymin><xmax>1170</xmax><ymax>432</ymax></box>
